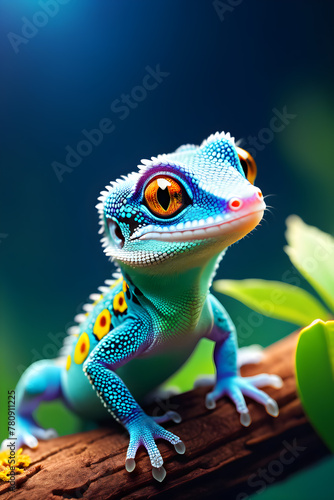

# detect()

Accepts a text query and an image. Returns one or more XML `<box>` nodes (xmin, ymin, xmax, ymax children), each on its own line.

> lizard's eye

<box><xmin>236</xmin><ymin>147</ymin><xmax>257</xmax><ymax>185</ymax></box>
<box><xmin>144</xmin><ymin>175</ymin><xmax>190</xmax><ymax>219</ymax></box>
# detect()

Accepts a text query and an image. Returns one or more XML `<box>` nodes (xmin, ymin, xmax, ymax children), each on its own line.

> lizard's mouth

<box><xmin>132</xmin><ymin>209</ymin><xmax>265</xmax><ymax>243</ymax></box>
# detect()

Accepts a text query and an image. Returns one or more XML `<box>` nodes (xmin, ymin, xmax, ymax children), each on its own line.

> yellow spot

<box><xmin>66</xmin><ymin>355</ymin><xmax>71</xmax><ymax>371</ymax></box>
<box><xmin>0</xmin><ymin>448</ymin><xmax>31</xmax><ymax>482</ymax></box>
<box><xmin>122</xmin><ymin>280</ymin><xmax>129</xmax><ymax>293</ymax></box>
<box><xmin>113</xmin><ymin>291</ymin><xmax>128</xmax><ymax>314</ymax></box>
<box><xmin>74</xmin><ymin>332</ymin><xmax>90</xmax><ymax>364</ymax></box>
<box><xmin>93</xmin><ymin>309</ymin><xmax>111</xmax><ymax>341</ymax></box>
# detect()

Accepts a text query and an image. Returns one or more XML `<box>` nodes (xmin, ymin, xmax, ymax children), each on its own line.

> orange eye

<box><xmin>236</xmin><ymin>147</ymin><xmax>257</xmax><ymax>185</ymax></box>
<box><xmin>144</xmin><ymin>176</ymin><xmax>189</xmax><ymax>218</ymax></box>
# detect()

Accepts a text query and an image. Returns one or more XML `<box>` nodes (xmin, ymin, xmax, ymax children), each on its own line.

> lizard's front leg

<box><xmin>83</xmin><ymin>317</ymin><xmax>185</xmax><ymax>482</ymax></box>
<box><xmin>206</xmin><ymin>295</ymin><xmax>283</xmax><ymax>426</ymax></box>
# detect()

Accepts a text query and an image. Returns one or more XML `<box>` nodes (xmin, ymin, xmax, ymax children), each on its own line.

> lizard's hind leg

<box><xmin>5</xmin><ymin>360</ymin><xmax>63</xmax><ymax>449</ymax></box>
<box><xmin>194</xmin><ymin>344</ymin><xmax>265</xmax><ymax>389</ymax></box>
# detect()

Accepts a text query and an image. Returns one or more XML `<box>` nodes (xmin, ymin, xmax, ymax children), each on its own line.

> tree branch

<box><xmin>0</xmin><ymin>332</ymin><xmax>329</xmax><ymax>499</ymax></box>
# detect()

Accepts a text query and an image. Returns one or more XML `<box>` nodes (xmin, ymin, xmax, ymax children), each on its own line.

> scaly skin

<box><xmin>2</xmin><ymin>132</ymin><xmax>283</xmax><ymax>482</ymax></box>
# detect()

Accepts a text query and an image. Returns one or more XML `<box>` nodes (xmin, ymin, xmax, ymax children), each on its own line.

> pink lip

<box><xmin>138</xmin><ymin>208</ymin><xmax>265</xmax><ymax>242</ymax></box>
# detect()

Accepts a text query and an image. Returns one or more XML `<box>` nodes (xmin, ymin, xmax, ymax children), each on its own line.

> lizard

<box><xmin>4</xmin><ymin>132</ymin><xmax>283</xmax><ymax>482</ymax></box>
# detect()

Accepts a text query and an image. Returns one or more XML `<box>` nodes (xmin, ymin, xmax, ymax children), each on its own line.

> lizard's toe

<box><xmin>205</xmin><ymin>374</ymin><xmax>281</xmax><ymax>425</ymax></box>
<box><xmin>125</xmin><ymin>458</ymin><xmax>136</xmax><ymax>472</ymax></box>
<box><xmin>22</xmin><ymin>433</ymin><xmax>39</xmax><ymax>449</ymax></box>
<box><xmin>152</xmin><ymin>466</ymin><xmax>166</xmax><ymax>482</ymax></box>
<box><xmin>174</xmin><ymin>441</ymin><xmax>186</xmax><ymax>454</ymax></box>
<box><xmin>125</xmin><ymin>414</ymin><xmax>185</xmax><ymax>481</ymax></box>
<box><xmin>14</xmin><ymin>415</ymin><xmax>57</xmax><ymax>449</ymax></box>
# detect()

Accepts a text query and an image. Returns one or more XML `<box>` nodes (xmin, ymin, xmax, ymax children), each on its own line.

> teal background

<box><xmin>1</xmin><ymin>0</ymin><xmax>334</xmax><ymax>497</ymax></box>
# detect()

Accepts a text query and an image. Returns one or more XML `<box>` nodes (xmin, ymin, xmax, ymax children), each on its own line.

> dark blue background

<box><xmin>1</xmin><ymin>1</ymin><xmax>333</xmax><ymax>498</ymax></box>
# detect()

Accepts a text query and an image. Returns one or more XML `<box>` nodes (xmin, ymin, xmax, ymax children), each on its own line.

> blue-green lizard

<box><xmin>4</xmin><ymin>132</ymin><xmax>282</xmax><ymax>482</ymax></box>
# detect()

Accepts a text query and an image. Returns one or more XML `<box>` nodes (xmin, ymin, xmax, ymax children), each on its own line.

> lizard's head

<box><xmin>98</xmin><ymin>132</ymin><xmax>265</xmax><ymax>271</ymax></box>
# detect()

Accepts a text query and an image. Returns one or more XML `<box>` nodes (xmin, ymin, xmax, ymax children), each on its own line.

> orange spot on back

<box><xmin>93</xmin><ymin>309</ymin><xmax>112</xmax><ymax>341</ymax></box>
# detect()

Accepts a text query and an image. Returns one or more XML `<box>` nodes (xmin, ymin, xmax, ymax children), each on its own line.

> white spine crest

<box><xmin>200</xmin><ymin>131</ymin><xmax>235</xmax><ymax>148</ymax></box>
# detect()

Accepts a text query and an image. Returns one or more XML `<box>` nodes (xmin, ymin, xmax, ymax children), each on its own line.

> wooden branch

<box><xmin>0</xmin><ymin>332</ymin><xmax>329</xmax><ymax>500</ymax></box>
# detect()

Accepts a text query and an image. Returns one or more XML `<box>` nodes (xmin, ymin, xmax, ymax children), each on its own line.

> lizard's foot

<box><xmin>125</xmin><ymin>414</ymin><xmax>185</xmax><ymax>482</ymax></box>
<box><xmin>205</xmin><ymin>373</ymin><xmax>283</xmax><ymax>427</ymax></box>
<box><xmin>10</xmin><ymin>415</ymin><xmax>57</xmax><ymax>449</ymax></box>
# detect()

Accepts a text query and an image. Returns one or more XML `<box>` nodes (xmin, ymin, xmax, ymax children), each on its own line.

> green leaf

<box><xmin>295</xmin><ymin>319</ymin><xmax>334</xmax><ymax>452</ymax></box>
<box><xmin>285</xmin><ymin>215</ymin><xmax>334</xmax><ymax>314</ymax></box>
<box><xmin>162</xmin><ymin>339</ymin><xmax>215</xmax><ymax>393</ymax></box>
<box><xmin>214</xmin><ymin>279</ymin><xmax>330</xmax><ymax>326</ymax></box>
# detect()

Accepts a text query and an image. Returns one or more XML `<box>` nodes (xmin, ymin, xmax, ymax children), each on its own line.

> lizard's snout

<box><xmin>227</xmin><ymin>188</ymin><xmax>265</xmax><ymax>213</ymax></box>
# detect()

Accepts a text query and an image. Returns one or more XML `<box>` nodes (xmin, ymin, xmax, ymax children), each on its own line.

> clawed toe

<box><xmin>152</xmin><ymin>466</ymin><xmax>166</xmax><ymax>482</ymax></box>
<box><xmin>270</xmin><ymin>375</ymin><xmax>283</xmax><ymax>389</ymax></box>
<box><xmin>204</xmin><ymin>374</ymin><xmax>281</xmax><ymax>425</ymax></box>
<box><xmin>205</xmin><ymin>393</ymin><xmax>217</xmax><ymax>410</ymax></box>
<box><xmin>125</xmin><ymin>458</ymin><xmax>136</xmax><ymax>472</ymax></box>
<box><xmin>23</xmin><ymin>433</ymin><xmax>39</xmax><ymax>449</ymax></box>
<box><xmin>174</xmin><ymin>441</ymin><xmax>186</xmax><ymax>454</ymax></box>
<box><xmin>125</xmin><ymin>415</ymin><xmax>185</xmax><ymax>481</ymax></box>
<box><xmin>239</xmin><ymin>411</ymin><xmax>251</xmax><ymax>427</ymax></box>
<box><xmin>265</xmin><ymin>398</ymin><xmax>279</xmax><ymax>417</ymax></box>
